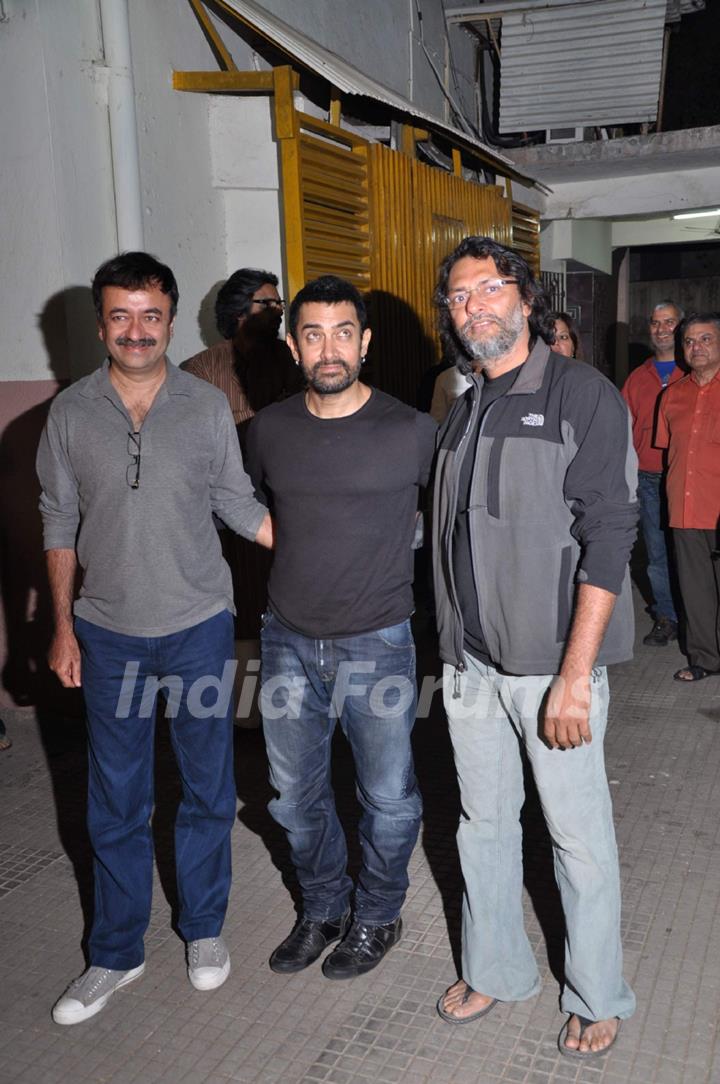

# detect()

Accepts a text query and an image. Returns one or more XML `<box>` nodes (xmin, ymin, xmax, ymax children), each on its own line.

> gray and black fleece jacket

<box><xmin>432</xmin><ymin>340</ymin><xmax>639</xmax><ymax>676</ymax></box>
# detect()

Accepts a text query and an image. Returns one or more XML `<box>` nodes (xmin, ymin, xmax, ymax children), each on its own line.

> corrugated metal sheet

<box><xmin>498</xmin><ymin>0</ymin><xmax>668</xmax><ymax>131</ymax></box>
<box><xmin>511</xmin><ymin>202</ymin><xmax>540</xmax><ymax>275</ymax></box>
<box><xmin>365</xmin><ymin>143</ymin><xmax>513</xmax><ymax>401</ymax></box>
<box><xmin>213</xmin><ymin>0</ymin><xmax>535</xmax><ymax>179</ymax></box>
<box><xmin>299</xmin><ymin>134</ymin><xmax>371</xmax><ymax>288</ymax></box>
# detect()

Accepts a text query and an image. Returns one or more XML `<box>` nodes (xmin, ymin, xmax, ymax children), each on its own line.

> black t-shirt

<box><xmin>453</xmin><ymin>364</ymin><xmax>522</xmax><ymax>663</ymax></box>
<box><xmin>246</xmin><ymin>388</ymin><xmax>437</xmax><ymax>638</ymax></box>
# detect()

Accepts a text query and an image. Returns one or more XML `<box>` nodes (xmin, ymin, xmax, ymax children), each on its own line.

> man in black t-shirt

<box><xmin>246</xmin><ymin>275</ymin><xmax>436</xmax><ymax>981</ymax></box>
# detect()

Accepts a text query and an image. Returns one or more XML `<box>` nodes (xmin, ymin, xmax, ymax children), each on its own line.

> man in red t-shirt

<box><xmin>655</xmin><ymin>313</ymin><xmax>720</xmax><ymax>682</ymax></box>
<box><xmin>621</xmin><ymin>301</ymin><xmax>683</xmax><ymax>645</ymax></box>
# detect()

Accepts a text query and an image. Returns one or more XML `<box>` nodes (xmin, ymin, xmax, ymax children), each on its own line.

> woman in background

<box><xmin>551</xmin><ymin>311</ymin><xmax>582</xmax><ymax>359</ymax></box>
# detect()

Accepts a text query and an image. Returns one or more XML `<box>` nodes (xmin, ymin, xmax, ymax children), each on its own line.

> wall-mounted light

<box><xmin>672</xmin><ymin>209</ymin><xmax>720</xmax><ymax>220</ymax></box>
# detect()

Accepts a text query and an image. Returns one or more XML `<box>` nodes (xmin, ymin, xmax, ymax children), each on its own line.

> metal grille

<box><xmin>299</xmin><ymin>132</ymin><xmax>371</xmax><ymax>290</ymax></box>
<box><xmin>511</xmin><ymin>202</ymin><xmax>540</xmax><ymax>277</ymax></box>
<box><xmin>541</xmin><ymin>269</ymin><xmax>566</xmax><ymax>313</ymax></box>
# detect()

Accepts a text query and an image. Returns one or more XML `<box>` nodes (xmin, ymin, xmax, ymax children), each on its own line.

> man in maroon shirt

<box><xmin>621</xmin><ymin>301</ymin><xmax>683</xmax><ymax>645</ymax></box>
<box><xmin>655</xmin><ymin>313</ymin><xmax>720</xmax><ymax>681</ymax></box>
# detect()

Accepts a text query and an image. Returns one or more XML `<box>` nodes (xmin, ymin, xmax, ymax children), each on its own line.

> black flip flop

<box><xmin>436</xmin><ymin>982</ymin><xmax>498</xmax><ymax>1024</ymax></box>
<box><xmin>673</xmin><ymin>666</ymin><xmax>718</xmax><ymax>683</ymax></box>
<box><xmin>558</xmin><ymin>1015</ymin><xmax>620</xmax><ymax>1059</ymax></box>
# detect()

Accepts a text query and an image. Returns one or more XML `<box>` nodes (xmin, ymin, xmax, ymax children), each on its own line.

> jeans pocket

<box><xmin>374</xmin><ymin>620</ymin><xmax>413</xmax><ymax>649</ymax></box>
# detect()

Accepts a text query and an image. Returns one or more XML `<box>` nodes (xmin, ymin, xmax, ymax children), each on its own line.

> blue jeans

<box><xmin>260</xmin><ymin>613</ymin><xmax>422</xmax><ymax>924</ymax></box>
<box><xmin>638</xmin><ymin>470</ymin><xmax>677</xmax><ymax>622</ymax></box>
<box><xmin>444</xmin><ymin>655</ymin><xmax>636</xmax><ymax>1022</ymax></box>
<box><xmin>75</xmin><ymin>610</ymin><xmax>236</xmax><ymax>970</ymax></box>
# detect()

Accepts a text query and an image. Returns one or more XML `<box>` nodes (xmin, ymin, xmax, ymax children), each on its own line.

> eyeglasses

<box><xmin>127</xmin><ymin>431</ymin><xmax>141</xmax><ymax>489</ymax></box>
<box><xmin>251</xmin><ymin>298</ymin><xmax>285</xmax><ymax>310</ymax></box>
<box><xmin>442</xmin><ymin>279</ymin><xmax>518</xmax><ymax>309</ymax></box>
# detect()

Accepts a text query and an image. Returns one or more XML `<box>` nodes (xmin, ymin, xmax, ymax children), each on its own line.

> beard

<box><xmin>303</xmin><ymin>356</ymin><xmax>362</xmax><ymax>395</ymax></box>
<box><xmin>241</xmin><ymin>308</ymin><xmax>283</xmax><ymax>346</ymax></box>
<box><xmin>457</xmin><ymin>299</ymin><xmax>526</xmax><ymax>368</ymax></box>
<box><xmin>650</xmin><ymin>333</ymin><xmax>674</xmax><ymax>357</ymax></box>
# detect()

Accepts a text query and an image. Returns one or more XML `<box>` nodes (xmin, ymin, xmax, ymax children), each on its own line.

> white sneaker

<box><xmin>187</xmin><ymin>936</ymin><xmax>230</xmax><ymax>990</ymax></box>
<box><xmin>52</xmin><ymin>964</ymin><xmax>145</xmax><ymax>1025</ymax></box>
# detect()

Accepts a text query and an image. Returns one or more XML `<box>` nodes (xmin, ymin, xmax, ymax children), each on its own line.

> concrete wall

<box><xmin>544</xmin><ymin>164</ymin><xmax>720</xmax><ymax>222</ymax></box>
<box><xmin>210</xmin><ymin>95</ymin><xmax>284</xmax><ymax>341</ymax></box>
<box><xmin>0</xmin><ymin>1</ymin><xmax>113</xmax><ymax>384</ymax></box>
<box><xmin>541</xmin><ymin>219</ymin><xmax>613</xmax><ymax>275</ymax></box>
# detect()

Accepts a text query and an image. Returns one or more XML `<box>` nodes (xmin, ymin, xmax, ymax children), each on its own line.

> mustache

<box><xmin>461</xmin><ymin>314</ymin><xmax>501</xmax><ymax>334</ymax></box>
<box><xmin>115</xmin><ymin>336</ymin><xmax>157</xmax><ymax>347</ymax></box>
<box><xmin>310</xmin><ymin>358</ymin><xmax>350</xmax><ymax>372</ymax></box>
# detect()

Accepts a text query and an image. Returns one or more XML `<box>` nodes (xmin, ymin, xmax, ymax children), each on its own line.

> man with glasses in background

<box><xmin>183</xmin><ymin>269</ymin><xmax>300</xmax><ymax>640</ymax></box>
<box><xmin>182</xmin><ymin>267</ymin><xmax>300</xmax><ymax>426</ymax></box>
<box><xmin>37</xmin><ymin>252</ymin><xmax>272</xmax><ymax>1025</ymax></box>
<box><xmin>431</xmin><ymin>237</ymin><xmax>637</xmax><ymax>1059</ymax></box>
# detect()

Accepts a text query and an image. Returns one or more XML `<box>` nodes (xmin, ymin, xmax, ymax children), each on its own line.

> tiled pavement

<box><xmin>2</xmin><ymin>591</ymin><xmax>720</xmax><ymax>1084</ymax></box>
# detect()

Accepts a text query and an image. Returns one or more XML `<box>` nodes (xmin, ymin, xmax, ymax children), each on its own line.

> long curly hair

<box><xmin>434</xmin><ymin>237</ymin><xmax>554</xmax><ymax>373</ymax></box>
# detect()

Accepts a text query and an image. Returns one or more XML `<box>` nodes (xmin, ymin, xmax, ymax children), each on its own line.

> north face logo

<box><xmin>521</xmin><ymin>413</ymin><xmax>544</xmax><ymax>427</ymax></box>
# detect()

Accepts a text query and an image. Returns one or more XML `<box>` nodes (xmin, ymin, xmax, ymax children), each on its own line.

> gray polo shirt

<box><xmin>37</xmin><ymin>359</ymin><xmax>266</xmax><ymax>637</ymax></box>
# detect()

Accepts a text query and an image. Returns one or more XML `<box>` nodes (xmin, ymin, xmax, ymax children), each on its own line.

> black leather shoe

<box><xmin>643</xmin><ymin>617</ymin><xmax>678</xmax><ymax>646</ymax></box>
<box><xmin>269</xmin><ymin>912</ymin><xmax>350</xmax><ymax>974</ymax></box>
<box><xmin>322</xmin><ymin>917</ymin><xmax>402</xmax><ymax>980</ymax></box>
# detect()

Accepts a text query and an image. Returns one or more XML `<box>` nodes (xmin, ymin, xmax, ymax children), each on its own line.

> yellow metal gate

<box><xmin>275</xmin><ymin>70</ymin><xmax>516</xmax><ymax>401</ymax></box>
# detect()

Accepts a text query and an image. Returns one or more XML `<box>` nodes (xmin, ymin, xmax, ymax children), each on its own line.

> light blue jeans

<box><xmin>444</xmin><ymin>655</ymin><xmax>636</xmax><ymax>1022</ymax></box>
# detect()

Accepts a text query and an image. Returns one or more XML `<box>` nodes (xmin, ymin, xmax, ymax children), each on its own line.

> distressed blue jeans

<box><xmin>260</xmin><ymin>612</ymin><xmax>422</xmax><ymax>924</ymax></box>
<box><xmin>638</xmin><ymin>470</ymin><xmax>677</xmax><ymax>623</ymax></box>
<box><xmin>444</xmin><ymin>655</ymin><xmax>636</xmax><ymax>1022</ymax></box>
<box><xmin>75</xmin><ymin>610</ymin><xmax>236</xmax><ymax>970</ymax></box>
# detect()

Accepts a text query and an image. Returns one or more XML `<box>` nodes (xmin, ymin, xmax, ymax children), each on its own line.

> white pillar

<box><xmin>99</xmin><ymin>0</ymin><xmax>144</xmax><ymax>251</ymax></box>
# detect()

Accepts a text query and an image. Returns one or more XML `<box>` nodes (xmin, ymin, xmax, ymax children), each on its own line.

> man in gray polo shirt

<box><xmin>37</xmin><ymin>252</ymin><xmax>272</xmax><ymax>1025</ymax></box>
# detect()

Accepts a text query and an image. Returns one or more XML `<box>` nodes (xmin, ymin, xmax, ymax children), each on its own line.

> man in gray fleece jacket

<box><xmin>37</xmin><ymin>252</ymin><xmax>272</xmax><ymax>1026</ymax></box>
<box><xmin>432</xmin><ymin>237</ymin><xmax>637</xmax><ymax>1061</ymax></box>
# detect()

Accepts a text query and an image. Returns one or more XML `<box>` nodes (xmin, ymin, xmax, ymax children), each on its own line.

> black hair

<box><xmin>550</xmin><ymin>310</ymin><xmax>582</xmax><ymax>359</ymax></box>
<box><xmin>215</xmin><ymin>268</ymin><xmax>279</xmax><ymax>339</ymax></box>
<box><xmin>288</xmin><ymin>275</ymin><xmax>368</xmax><ymax>341</ymax></box>
<box><xmin>681</xmin><ymin>311</ymin><xmax>720</xmax><ymax>336</ymax></box>
<box><xmin>92</xmin><ymin>252</ymin><xmax>178</xmax><ymax>320</ymax></box>
<box><xmin>433</xmin><ymin>236</ymin><xmax>554</xmax><ymax>372</ymax></box>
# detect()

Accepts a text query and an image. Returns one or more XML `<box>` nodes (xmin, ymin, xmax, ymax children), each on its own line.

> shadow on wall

<box><xmin>364</xmin><ymin>290</ymin><xmax>438</xmax><ymax>407</ymax></box>
<box><xmin>196</xmin><ymin>280</ymin><xmax>224</xmax><ymax>350</ymax></box>
<box><xmin>0</xmin><ymin>288</ymin><xmax>95</xmax><ymax>718</ymax></box>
